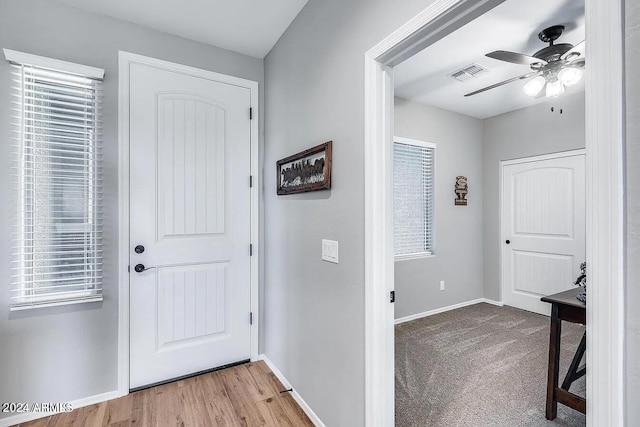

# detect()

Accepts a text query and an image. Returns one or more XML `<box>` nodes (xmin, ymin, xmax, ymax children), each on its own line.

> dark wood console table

<box><xmin>541</xmin><ymin>289</ymin><xmax>586</xmax><ymax>419</ymax></box>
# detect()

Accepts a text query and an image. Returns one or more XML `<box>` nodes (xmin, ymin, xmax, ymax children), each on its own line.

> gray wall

<box><xmin>393</xmin><ymin>93</ymin><xmax>585</xmax><ymax>320</ymax></box>
<box><xmin>394</xmin><ymin>98</ymin><xmax>484</xmax><ymax>319</ymax></box>
<box><xmin>0</xmin><ymin>0</ymin><xmax>263</xmax><ymax>419</ymax></box>
<box><xmin>625</xmin><ymin>1</ymin><xmax>640</xmax><ymax>422</ymax></box>
<box><xmin>263</xmin><ymin>0</ymin><xmax>444</xmax><ymax>425</ymax></box>
<box><xmin>482</xmin><ymin>91</ymin><xmax>586</xmax><ymax>301</ymax></box>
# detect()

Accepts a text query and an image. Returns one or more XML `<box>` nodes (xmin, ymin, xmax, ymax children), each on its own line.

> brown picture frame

<box><xmin>277</xmin><ymin>141</ymin><xmax>332</xmax><ymax>195</ymax></box>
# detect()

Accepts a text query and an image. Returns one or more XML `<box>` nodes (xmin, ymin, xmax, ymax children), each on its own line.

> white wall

<box><xmin>394</xmin><ymin>98</ymin><xmax>484</xmax><ymax>319</ymax></box>
<box><xmin>482</xmin><ymin>91</ymin><xmax>586</xmax><ymax>301</ymax></box>
<box><xmin>263</xmin><ymin>0</ymin><xmax>445</xmax><ymax>425</ymax></box>
<box><xmin>0</xmin><ymin>0</ymin><xmax>263</xmax><ymax>420</ymax></box>
<box><xmin>625</xmin><ymin>2</ymin><xmax>640</xmax><ymax>422</ymax></box>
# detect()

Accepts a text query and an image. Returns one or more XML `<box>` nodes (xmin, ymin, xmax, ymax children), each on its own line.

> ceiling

<box><xmin>54</xmin><ymin>0</ymin><xmax>308</xmax><ymax>58</ymax></box>
<box><xmin>394</xmin><ymin>0</ymin><xmax>585</xmax><ymax>119</ymax></box>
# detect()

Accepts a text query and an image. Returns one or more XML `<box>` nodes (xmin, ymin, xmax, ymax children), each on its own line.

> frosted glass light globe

<box><xmin>558</xmin><ymin>67</ymin><xmax>583</xmax><ymax>87</ymax></box>
<box><xmin>523</xmin><ymin>76</ymin><xmax>546</xmax><ymax>97</ymax></box>
<box><xmin>546</xmin><ymin>79</ymin><xmax>565</xmax><ymax>98</ymax></box>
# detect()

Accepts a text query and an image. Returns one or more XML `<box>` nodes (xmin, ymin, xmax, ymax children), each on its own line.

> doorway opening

<box><xmin>364</xmin><ymin>0</ymin><xmax>624</xmax><ymax>425</ymax></box>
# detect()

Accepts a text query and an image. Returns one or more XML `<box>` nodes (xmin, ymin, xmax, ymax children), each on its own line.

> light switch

<box><xmin>322</xmin><ymin>239</ymin><xmax>339</xmax><ymax>263</ymax></box>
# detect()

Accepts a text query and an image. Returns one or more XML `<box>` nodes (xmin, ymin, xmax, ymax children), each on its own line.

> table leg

<box><xmin>562</xmin><ymin>331</ymin><xmax>586</xmax><ymax>390</ymax></box>
<box><xmin>546</xmin><ymin>305</ymin><xmax>561</xmax><ymax>420</ymax></box>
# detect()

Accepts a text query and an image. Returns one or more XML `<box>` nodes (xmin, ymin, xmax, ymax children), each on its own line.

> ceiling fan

<box><xmin>465</xmin><ymin>25</ymin><xmax>585</xmax><ymax>99</ymax></box>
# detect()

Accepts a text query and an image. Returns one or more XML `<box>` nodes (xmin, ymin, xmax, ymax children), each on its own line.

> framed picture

<box><xmin>277</xmin><ymin>141</ymin><xmax>332</xmax><ymax>195</ymax></box>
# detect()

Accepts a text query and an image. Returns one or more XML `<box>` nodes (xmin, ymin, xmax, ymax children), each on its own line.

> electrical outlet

<box><xmin>440</xmin><ymin>280</ymin><xmax>445</xmax><ymax>291</ymax></box>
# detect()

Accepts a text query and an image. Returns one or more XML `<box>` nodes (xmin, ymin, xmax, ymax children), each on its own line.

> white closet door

<box><xmin>501</xmin><ymin>152</ymin><xmax>585</xmax><ymax>315</ymax></box>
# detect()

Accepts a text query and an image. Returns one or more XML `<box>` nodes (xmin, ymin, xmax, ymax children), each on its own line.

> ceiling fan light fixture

<box><xmin>546</xmin><ymin>78</ymin><xmax>565</xmax><ymax>98</ymax></box>
<box><xmin>523</xmin><ymin>76</ymin><xmax>546</xmax><ymax>97</ymax></box>
<box><xmin>558</xmin><ymin>67</ymin><xmax>583</xmax><ymax>87</ymax></box>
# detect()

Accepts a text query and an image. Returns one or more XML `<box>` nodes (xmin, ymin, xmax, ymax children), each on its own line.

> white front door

<box><xmin>501</xmin><ymin>151</ymin><xmax>585</xmax><ymax>315</ymax></box>
<box><xmin>129</xmin><ymin>62</ymin><xmax>252</xmax><ymax>389</ymax></box>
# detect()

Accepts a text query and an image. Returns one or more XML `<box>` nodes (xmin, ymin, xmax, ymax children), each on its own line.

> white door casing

<box><xmin>501</xmin><ymin>151</ymin><xmax>586</xmax><ymax>315</ymax></box>
<box><xmin>119</xmin><ymin>53</ymin><xmax>259</xmax><ymax>391</ymax></box>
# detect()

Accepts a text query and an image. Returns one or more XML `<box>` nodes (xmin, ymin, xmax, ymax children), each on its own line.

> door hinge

<box><xmin>127</xmin><ymin>265</ymin><xmax>130</xmax><ymax>273</ymax></box>
<box><xmin>250</xmin><ymin>244</ymin><xmax>253</xmax><ymax>256</ymax></box>
<box><xmin>250</xmin><ymin>312</ymin><xmax>253</xmax><ymax>325</ymax></box>
<box><xmin>390</xmin><ymin>291</ymin><xmax>395</xmax><ymax>303</ymax></box>
<box><xmin>249</xmin><ymin>107</ymin><xmax>253</xmax><ymax>120</ymax></box>
<box><xmin>250</xmin><ymin>175</ymin><xmax>253</xmax><ymax>188</ymax></box>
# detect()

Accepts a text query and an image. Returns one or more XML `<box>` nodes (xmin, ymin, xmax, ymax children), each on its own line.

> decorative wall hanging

<box><xmin>454</xmin><ymin>176</ymin><xmax>468</xmax><ymax>206</ymax></box>
<box><xmin>277</xmin><ymin>141</ymin><xmax>332</xmax><ymax>195</ymax></box>
<box><xmin>574</xmin><ymin>262</ymin><xmax>586</xmax><ymax>302</ymax></box>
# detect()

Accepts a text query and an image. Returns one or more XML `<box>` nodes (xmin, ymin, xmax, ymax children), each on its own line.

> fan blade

<box><xmin>561</xmin><ymin>40</ymin><xmax>585</xmax><ymax>61</ymax></box>
<box><xmin>464</xmin><ymin>71</ymin><xmax>541</xmax><ymax>97</ymax></box>
<box><xmin>486</xmin><ymin>50</ymin><xmax>547</xmax><ymax>66</ymax></box>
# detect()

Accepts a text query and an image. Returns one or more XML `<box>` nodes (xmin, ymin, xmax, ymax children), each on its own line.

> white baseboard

<box><xmin>394</xmin><ymin>298</ymin><xmax>504</xmax><ymax>325</ymax></box>
<box><xmin>0</xmin><ymin>390</ymin><xmax>123</xmax><ymax>427</ymax></box>
<box><xmin>257</xmin><ymin>354</ymin><xmax>325</xmax><ymax>427</ymax></box>
<box><xmin>481</xmin><ymin>298</ymin><xmax>503</xmax><ymax>307</ymax></box>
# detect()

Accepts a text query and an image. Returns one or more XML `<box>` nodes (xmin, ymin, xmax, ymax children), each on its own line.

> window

<box><xmin>393</xmin><ymin>137</ymin><xmax>435</xmax><ymax>259</ymax></box>
<box><xmin>5</xmin><ymin>49</ymin><xmax>104</xmax><ymax>310</ymax></box>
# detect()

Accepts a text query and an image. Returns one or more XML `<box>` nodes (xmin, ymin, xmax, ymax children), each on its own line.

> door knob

<box><xmin>134</xmin><ymin>263</ymin><xmax>155</xmax><ymax>273</ymax></box>
<box><xmin>505</xmin><ymin>240</ymin><xmax>511</xmax><ymax>244</ymax></box>
<box><xmin>134</xmin><ymin>245</ymin><xmax>145</xmax><ymax>254</ymax></box>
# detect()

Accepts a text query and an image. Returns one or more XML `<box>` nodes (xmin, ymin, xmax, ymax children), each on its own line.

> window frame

<box><xmin>5</xmin><ymin>49</ymin><xmax>105</xmax><ymax>310</ymax></box>
<box><xmin>393</xmin><ymin>136</ymin><xmax>436</xmax><ymax>261</ymax></box>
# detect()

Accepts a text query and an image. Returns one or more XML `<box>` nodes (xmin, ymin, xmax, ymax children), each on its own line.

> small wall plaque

<box><xmin>455</xmin><ymin>176</ymin><xmax>468</xmax><ymax>206</ymax></box>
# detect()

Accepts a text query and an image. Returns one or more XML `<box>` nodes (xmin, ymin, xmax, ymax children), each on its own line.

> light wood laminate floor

<box><xmin>15</xmin><ymin>361</ymin><xmax>314</xmax><ymax>427</ymax></box>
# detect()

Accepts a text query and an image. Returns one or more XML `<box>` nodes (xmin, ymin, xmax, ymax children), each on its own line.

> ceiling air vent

<box><xmin>448</xmin><ymin>63</ymin><xmax>488</xmax><ymax>82</ymax></box>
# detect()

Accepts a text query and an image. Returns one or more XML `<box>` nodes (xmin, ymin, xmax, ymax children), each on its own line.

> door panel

<box><xmin>513</xmin><ymin>167</ymin><xmax>574</xmax><ymax>237</ymax></box>
<box><xmin>502</xmin><ymin>153</ymin><xmax>585</xmax><ymax>315</ymax></box>
<box><xmin>512</xmin><ymin>250</ymin><xmax>574</xmax><ymax>296</ymax></box>
<box><xmin>157</xmin><ymin>95</ymin><xmax>227</xmax><ymax>238</ymax></box>
<box><xmin>129</xmin><ymin>62</ymin><xmax>251</xmax><ymax>389</ymax></box>
<box><xmin>156</xmin><ymin>263</ymin><xmax>229</xmax><ymax>351</ymax></box>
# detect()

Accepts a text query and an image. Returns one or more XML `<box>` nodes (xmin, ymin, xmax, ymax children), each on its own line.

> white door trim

<box><xmin>117</xmin><ymin>51</ymin><xmax>260</xmax><ymax>396</ymax></box>
<box><xmin>500</xmin><ymin>149</ymin><xmax>586</xmax><ymax>167</ymax></box>
<box><xmin>364</xmin><ymin>1</ymin><xmax>624</xmax><ymax>426</ymax></box>
<box><xmin>583</xmin><ymin>0</ymin><xmax>625</xmax><ymax>424</ymax></box>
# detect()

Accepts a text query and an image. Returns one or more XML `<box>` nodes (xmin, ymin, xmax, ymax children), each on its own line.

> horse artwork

<box><xmin>277</xmin><ymin>141</ymin><xmax>332</xmax><ymax>195</ymax></box>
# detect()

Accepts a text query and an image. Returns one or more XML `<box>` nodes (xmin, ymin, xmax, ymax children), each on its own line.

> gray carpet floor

<box><xmin>395</xmin><ymin>303</ymin><xmax>586</xmax><ymax>427</ymax></box>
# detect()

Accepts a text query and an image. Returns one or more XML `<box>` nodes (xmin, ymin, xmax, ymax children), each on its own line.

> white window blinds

<box><xmin>393</xmin><ymin>139</ymin><xmax>435</xmax><ymax>259</ymax></box>
<box><xmin>5</xmin><ymin>49</ymin><xmax>104</xmax><ymax>310</ymax></box>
